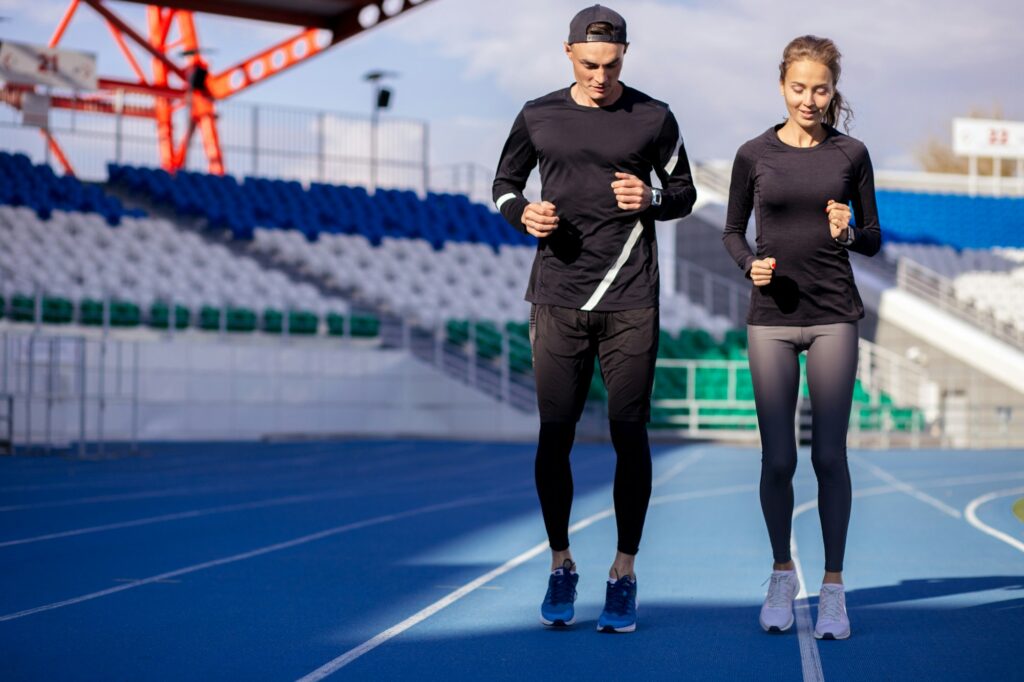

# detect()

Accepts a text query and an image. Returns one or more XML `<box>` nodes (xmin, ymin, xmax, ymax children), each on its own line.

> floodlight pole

<box><xmin>364</xmin><ymin>70</ymin><xmax>397</xmax><ymax>193</ymax></box>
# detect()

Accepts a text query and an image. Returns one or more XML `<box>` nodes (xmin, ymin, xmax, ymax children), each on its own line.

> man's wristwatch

<box><xmin>651</xmin><ymin>187</ymin><xmax>663</xmax><ymax>207</ymax></box>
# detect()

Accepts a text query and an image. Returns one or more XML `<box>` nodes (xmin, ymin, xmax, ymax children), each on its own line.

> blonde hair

<box><xmin>779</xmin><ymin>35</ymin><xmax>854</xmax><ymax>131</ymax></box>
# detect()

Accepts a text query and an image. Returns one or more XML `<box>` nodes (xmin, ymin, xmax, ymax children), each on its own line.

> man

<box><xmin>492</xmin><ymin>4</ymin><xmax>697</xmax><ymax>633</ymax></box>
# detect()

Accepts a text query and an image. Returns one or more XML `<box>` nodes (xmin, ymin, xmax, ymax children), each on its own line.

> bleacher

<box><xmin>876</xmin><ymin>189</ymin><xmax>1024</xmax><ymax>248</ymax></box>
<box><xmin>0</xmin><ymin>155</ymin><xmax>928</xmax><ymax>433</ymax></box>
<box><xmin>0</xmin><ymin>155</ymin><xmax>375</xmax><ymax>337</ymax></box>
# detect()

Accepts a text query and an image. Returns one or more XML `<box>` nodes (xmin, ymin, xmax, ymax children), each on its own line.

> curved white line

<box><xmin>964</xmin><ymin>486</ymin><xmax>1024</xmax><ymax>554</ymax></box>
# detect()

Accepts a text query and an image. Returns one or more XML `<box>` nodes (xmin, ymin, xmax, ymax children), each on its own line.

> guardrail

<box><xmin>896</xmin><ymin>257</ymin><xmax>1024</xmax><ymax>351</ymax></box>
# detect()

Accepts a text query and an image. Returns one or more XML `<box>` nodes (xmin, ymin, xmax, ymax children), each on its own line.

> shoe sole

<box><xmin>814</xmin><ymin>628</ymin><xmax>850</xmax><ymax>640</ymax></box>
<box><xmin>759</xmin><ymin>613</ymin><xmax>794</xmax><ymax>633</ymax></box>
<box><xmin>597</xmin><ymin>622</ymin><xmax>636</xmax><ymax>633</ymax></box>
<box><xmin>540</xmin><ymin>615</ymin><xmax>576</xmax><ymax>627</ymax></box>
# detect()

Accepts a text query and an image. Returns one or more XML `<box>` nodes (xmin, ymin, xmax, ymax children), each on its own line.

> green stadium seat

<box><xmin>149</xmin><ymin>302</ymin><xmax>190</xmax><ymax>329</ymax></box>
<box><xmin>10</xmin><ymin>294</ymin><xmax>35</xmax><ymax>322</ymax></box>
<box><xmin>227</xmin><ymin>307</ymin><xmax>258</xmax><ymax>333</ymax></box>
<box><xmin>42</xmin><ymin>296</ymin><xmax>73</xmax><ymax>324</ymax></box>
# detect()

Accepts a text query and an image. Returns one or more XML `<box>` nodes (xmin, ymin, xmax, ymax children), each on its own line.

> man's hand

<box><xmin>611</xmin><ymin>172</ymin><xmax>653</xmax><ymax>211</ymax></box>
<box><xmin>826</xmin><ymin>200</ymin><xmax>852</xmax><ymax>241</ymax></box>
<box><xmin>521</xmin><ymin>201</ymin><xmax>559</xmax><ymax>238</ymax></box>
<box><xmin>750</xmin><ymin>258</ymin><xmax>776</xmax><ymax>287</ymax></box>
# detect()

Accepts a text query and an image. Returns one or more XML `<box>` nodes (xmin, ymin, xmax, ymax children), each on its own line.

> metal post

<box><xmin>252</xmin><ymin>105</ymin><xmax>260</xmax><ymax>176</ymax></box>
<box><xmin>34</xmin><ymin>284</ymin><xmax>42</xmax><ymax>331</ymax></box>
<box><xmin>401</xmin><ymin>316</ymin><xmax>412</xmax><ymax>351</ymax></box>
<box><xmin>26</xmin><ymin>335</ymin><xmax>34</xmax><ymax>453</ymax></box>
<box><xmin>434</xmin><ymin>324</ymin><xmax>443</xmax><ymax>368</ymax></box>
<box><xmin>78</xmin><ymin>337</ymin><xmax>86</xmax><ymax>458</ymax></box>
<box><xmin>968</xmin><ymin>156</ymin><xmax>978</xmax><ymax>197</ymax></box>
<box><xmin>467</xmin><ymin>318</ymin><xmax>477</xmax><ymax>388</ymax></box>
<box><xmin>421</xmin><ymin>122</ymin><xmax>430</xmax><ymax>196</ymax></box>
<box><xmin>369</xmin><ymin>91</ymin><xmax>379</xmax><ymax>192</ymax></box>
<box><xmin>115</xmin><ymin>89</ymin><xmax>124</xmax><ymax>164</ymax></box>
<box><xmin>97</xmin><ymin>334</ymin><xmax>106</xmax><ymax>459</ymax></box>
<box><xmin>500</xmin><ymin>325</ymin><xmax>510</xmax><ymax>403</ymax></box>
<box><xmin>45</xmin><ymin>336</ymin><xmax>56</xmax><ymax>456</ymax></box>
<box><xmin>993</xmin><ymin>157</ymin><xmax>1002</xmax><ymax>197</ymax></box>
<box><xmin>317</xmin><ymin>110</ymin><xmax>325</xmax><ymax>182</ymax></box>
<box><xmin>131</xmin><ymin>341</ymin><xmax>139</xmax><ymax>455</ymax></box>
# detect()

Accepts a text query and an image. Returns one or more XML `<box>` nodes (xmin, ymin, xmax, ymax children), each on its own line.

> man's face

<box><xmin>564</xmin><ymin>41</ymin><xmax>627</xmax><ymax>105</ymax></box>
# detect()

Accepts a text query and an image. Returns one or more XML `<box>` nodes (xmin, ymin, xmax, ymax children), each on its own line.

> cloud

<box><xmin>394</xmin><ymin>0</ymin><xmax>1024</xmax><ymax>169</ymax></box>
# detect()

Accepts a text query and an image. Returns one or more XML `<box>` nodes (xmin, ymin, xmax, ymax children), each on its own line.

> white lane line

<box><xmin>852</xmin><ymin>456</ymin><xmax>961</xmax><ymax>519</ymax></box>
<box><xmin>788</xmin><ymin>481</ymin><xmax>907</xmax><ymax>682</ymax></box>
<box><xmin>964</xmin><ymin>486</ymin><xmax>1024</xmax><ymax>554</ymax></box>
<box><xmin>0</xmin><ymin>493</ymin><xmax>514</xmax><ymax>624</ymax></box>
<box><xmin>296</xmin><ymin>447</ymin><xmax>708</xmax><ymax>680</ymax></box>
<box><xmin>651</xmin><ymin>449</ymin><xmax>707</xmax><ymax>488</ymax></box>
<box><xmin>0</xmin><ymin>492</ymin><xmax>349</xmax><ymax>549</ymax></box>
<box><xmin>789</xmin><ymin>498</ymin><xmax>824</xmax><ymax>682</ymax></box>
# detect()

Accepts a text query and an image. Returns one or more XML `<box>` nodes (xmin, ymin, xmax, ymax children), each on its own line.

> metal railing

<box><xmin>651</xmin><ymin>339</ymin><xmax>937</xmax><ymax>446</ymax></box>
<box><xmin>1</xmin><ymin>98</ymin><xmax>430</xmax><ymax>192</ymax></box>
<box><xmin>0</xmin><ymin>331</ymin><xmax>139</xmax><ymax>457</ymax></box>
<box><xmin>0</xmin><ymin>392</ymin><xmax>12</xmax><ymax>454</ymax></box>
<box><xmin>676</xmin><ymin>259</ymin><xmax>749</xmax><ymax>327</ymax></box>
<box><xmin>896</xmin><ymin>257</ymin><xmax>1024</xmax><ymax>351</ymax></box>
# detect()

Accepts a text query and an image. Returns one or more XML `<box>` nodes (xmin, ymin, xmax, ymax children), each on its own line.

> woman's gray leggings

<box><xmin>747</xmin><ymin>322</ymin><xmax>858</xmax><ymax>573</ymax></box>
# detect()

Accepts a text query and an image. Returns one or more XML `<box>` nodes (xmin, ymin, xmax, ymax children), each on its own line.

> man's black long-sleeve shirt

<box><xmin>722</xmin><ymin>125</ymin><xmax>882</xmax><ymax>326</ymax></box>
<box><xmin>492</xmin><ymin>84</ymin><xmax>697</xmax><ymax>311</ymax></box>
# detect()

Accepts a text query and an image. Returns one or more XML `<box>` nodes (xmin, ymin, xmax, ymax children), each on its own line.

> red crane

<box><xmin>0</xmin><ymin>0</ymin><xmax>435</xmax><ymax>175</ymax></box>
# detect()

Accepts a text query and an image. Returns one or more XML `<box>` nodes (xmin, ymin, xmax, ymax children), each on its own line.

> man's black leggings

<box><xmin>535</xmin><ymin>420</ymin><xmax>652</xmax><ymax>556</ymax></box>
<box><xmin>747</xmin><ymin>322</ymin><xmax>858</xmax><ymax>573</ymax></box>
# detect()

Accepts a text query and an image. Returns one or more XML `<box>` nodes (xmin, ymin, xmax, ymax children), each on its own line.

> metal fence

<box><xmin>1</xmin><ymin>97</ymin><xmax>431</xmax><ymax>192</ymax></box>
<box><xmin>0</xmin><ymin>331</ymin><xmax>139</xmax><ymax>456</ymax></box>
<box><xmin>896</xmin><ymin>257</ymin><xmax>1024</xmax><ymax>351</ymax></box>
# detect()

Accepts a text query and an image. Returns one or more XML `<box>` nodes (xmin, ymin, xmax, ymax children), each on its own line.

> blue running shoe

<box><xmin>598</xmin><ymin>575</ymin><xmax>637</xmax><ymax>633</ymax></box>
<box><xmin>540</xmin><ymin>560</ymin><xmax>578</xmax><ymax>627</ymax></box>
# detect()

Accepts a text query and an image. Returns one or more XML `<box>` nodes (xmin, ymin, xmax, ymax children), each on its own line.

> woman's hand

<box><xmin>826</xmin><ymin>200</ymin><xmax>852</xmax><ymax>241</ymax></box>
<box><xmin>750</xmin><ymin>258</ymin><xmax>776</xmax><ymax>287</ymax></box>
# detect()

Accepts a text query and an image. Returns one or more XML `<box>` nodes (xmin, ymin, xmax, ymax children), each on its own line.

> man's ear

<box><xmin>564</xmin><ymin>42</ymin><xmax>573</xmax><ymax>60</ymax></box>
<box><xmin>623</xmin><ymin>43</ymin><xmax>629</xmax><ymax>54</ymax></box>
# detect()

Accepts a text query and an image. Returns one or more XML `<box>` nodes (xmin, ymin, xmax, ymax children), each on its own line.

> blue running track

<box><xmin>1</xmin><ymin>440</ymin><xmax>1022</xmax><ymax>680</ymax></box>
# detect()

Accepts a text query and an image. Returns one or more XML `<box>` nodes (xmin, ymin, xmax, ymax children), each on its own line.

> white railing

<box><xmin>896</xmin><ymin>257</ymin><xmax>1024</xmax><ymax>351</ymax></box>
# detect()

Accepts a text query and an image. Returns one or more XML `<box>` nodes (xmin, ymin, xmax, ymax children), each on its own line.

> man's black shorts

<box><xmin>529</xmin><ymin>304</ymin><xmax>659</xmax><ymax>423</ymax></box>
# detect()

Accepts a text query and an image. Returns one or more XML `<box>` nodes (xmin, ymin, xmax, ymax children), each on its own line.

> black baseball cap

<box><xmin>567</xmin><ymin>5</ymin><xmax>628</xmax><ymax>44</ymax></box>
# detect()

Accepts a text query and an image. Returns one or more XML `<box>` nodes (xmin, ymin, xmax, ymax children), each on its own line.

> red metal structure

<box><xmin>1</xmin><ymin>0</ymin><xmax>435</xmax><ymax>175</ymax></box>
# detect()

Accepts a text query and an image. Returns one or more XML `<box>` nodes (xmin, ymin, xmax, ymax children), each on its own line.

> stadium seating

<box><xmin>884</xmin><ymin>243</ymin><xmax>1018</xmax><ymax>278</ymax></box>
<box><xmin>876</xmin><ymin>189</ymin><xmax>1024</xmax><ymax>249</ymax></box>
<box><xmin>0</xmin><ymin>152</ymin><xmax>138</xmax><ymax>225</ymax></box>
<box><xmin>107</xmin><ymin>164</ymin><xmax>534</xmax><ymax>248</ymax></box>
<box><xmin>0</xmin><ymin>205</ymin><xmax>363</xmax><ymax>335</ymax></box>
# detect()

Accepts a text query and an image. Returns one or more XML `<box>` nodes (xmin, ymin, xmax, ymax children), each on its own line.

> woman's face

<box><xmin>780</xmin><ymin>59</ymin><xmax>834</xmax><ymax>130</ymax></box>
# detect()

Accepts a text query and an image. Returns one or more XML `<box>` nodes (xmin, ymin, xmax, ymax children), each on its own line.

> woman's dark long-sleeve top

<box><xmin>722</xmin><ymin>124</ymin><xmax>882</xmax><ymax>326</ymax></box>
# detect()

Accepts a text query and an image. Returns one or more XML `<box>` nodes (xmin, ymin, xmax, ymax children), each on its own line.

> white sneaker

<box><xmin>759</xmin><ymin>569</ymin><xmax>799</xmax><ymax>632</ymax></box>
<box><xmin>814</xmin><ymin>584</ymin><xmax>851</xmax><ymax>640</ymax></box>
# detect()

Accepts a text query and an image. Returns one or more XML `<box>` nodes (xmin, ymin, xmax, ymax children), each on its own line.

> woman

<box><xmin>722</xmin><ymin>35</ymin><xmax>881</xmax><ymax>640</ymax></box>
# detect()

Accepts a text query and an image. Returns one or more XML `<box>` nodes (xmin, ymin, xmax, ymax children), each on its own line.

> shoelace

<box><xmin>548</xmin><ymin>572</ymin><xmax>576</xmax><ymax>605</ymax></box>
<box><xmin>604</xmin><ymin>580</ymin><xmax>634</xmax><ymax>615</ymax></box>
<box><xmin>818</xmin><ymin>588</ymin><xmax>846</xmax><ymax>622</ymax></box>
<box><xmin>764</xmin><ymin>574</ymin><xmax>795</xmax><ymax>608</ymax></box>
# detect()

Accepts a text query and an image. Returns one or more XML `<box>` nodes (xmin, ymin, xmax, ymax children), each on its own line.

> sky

<box><xmin>1</xmin><ymin>0</ymin><xmax>1022</xmax><ymax>180</ymax></box>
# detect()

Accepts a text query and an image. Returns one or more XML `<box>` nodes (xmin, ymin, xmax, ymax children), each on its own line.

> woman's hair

<box><xmin>779</xmin><ymin>35</ymin><xmax>854</xmax><ymax>131</ymax></box>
